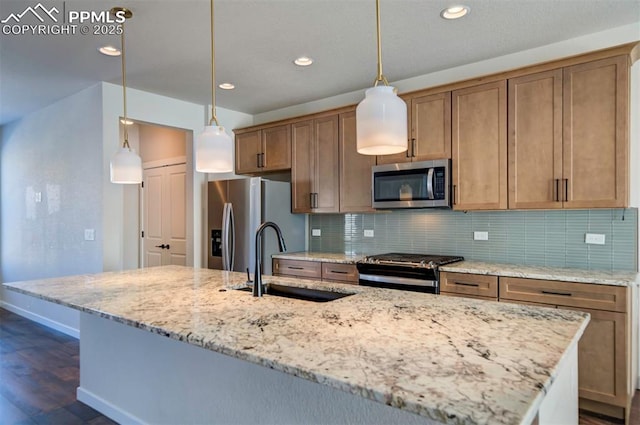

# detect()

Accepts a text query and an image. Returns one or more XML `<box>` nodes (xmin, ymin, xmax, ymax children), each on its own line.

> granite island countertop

<box><xmin>3</xmin><ymin>266</ymin><xmax>589</xmax><ymax>425</ymax></box>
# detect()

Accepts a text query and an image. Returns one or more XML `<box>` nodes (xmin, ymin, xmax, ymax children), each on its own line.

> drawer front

<box><xmin>440</xmin><ymin>272</ymin><xmax>498</xmax><ymax>298</ymax></box>
<box><xmin>499</xmin><ymin>277</ymin><xmax>627</xmax><ymax>312</ymax></box>
<box><xmin>273</xmin><ymin>259</ymin><xmax>321</xmax><ymax>279</ymax></box>
<box><xmin>321</xmin><ymin>263</ymin><xmax>358</xmax><ymax>283</ymax></box>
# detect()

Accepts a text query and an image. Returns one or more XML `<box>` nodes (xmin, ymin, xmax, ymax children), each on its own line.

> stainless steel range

<box><xmin>356</xmin><ymin>253</ymin><xmax>464</xmax><ymax>294</ymax></box>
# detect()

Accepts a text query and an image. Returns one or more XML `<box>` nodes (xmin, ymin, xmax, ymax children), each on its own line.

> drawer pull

<box><xmin>541</xmin><ymin>290</ymin><xmax>572</xmax><ymax>297</ymax></box>
<box><xmin>287</xmin><ymin>266</ymin><xmax>304</xmax><ymax>270</ymax></box>
<box><xmin>454</xmin><ymin>282</ymin><xmax>479</xmax><ymax>287</ymax></box>
<box><xmin>329</xmin><ymin>270</ymin><xmax>349</xmax><ymax>274</ymax></box>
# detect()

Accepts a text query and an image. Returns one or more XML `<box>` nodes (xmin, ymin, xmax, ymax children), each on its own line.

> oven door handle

<box><xmin>359</xmin><ymin>274</ymin><xmax>437</xmax><ymax>288</ymax></box>
<box><xmin>426</xmin><ymin>167</ymin><xmax>434</xmax><ymax>200</ymax></box>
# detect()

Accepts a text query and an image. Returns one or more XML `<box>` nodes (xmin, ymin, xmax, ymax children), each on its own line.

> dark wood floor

<box><xmin>1</xmin><ymin>307</ymin><xmax>639</xmax><ymax>425</ymax></box>
<box><xmin>0</xmin><ymin>308</ymin><xmax>116</xmax><ymax>425</ymax></box>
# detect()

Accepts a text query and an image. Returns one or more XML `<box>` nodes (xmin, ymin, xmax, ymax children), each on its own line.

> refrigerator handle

<box><xmin>222</xmin><ymin>203</ymin><xmax>231</xmax><ymax>271</ymax></box>
<box><xmin>228</xmin><ymin>203</ymin><xmax>235</xmax><ymax>271</ymax></box>
<box><xmin>221</xmin><ymin>204</ymin><xmax>228</xmax><ymax>270</ymax></box>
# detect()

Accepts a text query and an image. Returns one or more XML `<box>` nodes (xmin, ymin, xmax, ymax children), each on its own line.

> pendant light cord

<box><xmin>209</xmin><ymin>0</ymin><xmax>220</xmax><ymax>126</ymax></box>
<box><xmin>374</xmin><ymin>0</ymin><xmax>389</xmax><ymax>87</ymax></box>
<box><xmin>120</xmin><ymin>20</ymin><xmax>130</xmax><ymax>148</ymax></box>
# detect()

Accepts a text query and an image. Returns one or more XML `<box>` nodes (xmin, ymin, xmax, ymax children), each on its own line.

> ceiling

<box><xmin>1</xmin><ymin>0</ymin><xmax>639</xmax><ymax>126</ymax></box>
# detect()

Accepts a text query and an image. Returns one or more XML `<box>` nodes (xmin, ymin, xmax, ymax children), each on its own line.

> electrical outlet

<box><xmin>34</xmin><ymin>192</ymin><xmax>42</xmax><ymax>203</ymax></box>
<box><xmin>473</xmin><ymin>231</ymin><xmax>489</xmax><ymax>241</ymax></box>
<box><xmin>84</xmin><ymin>229</ymin><xmax>95</xmax><ymax>241</ymax></box>
<box><xmin>364</xmin><ymin>229</ymin><xmax>374</xmax><ymax>237</ymax></box>
<box><xmin>585</xmin><ymin>233</ymin><xmax>606</xmax><ymax>245</ymax></box>
<box><xmin>311</xmin><ymin>229</ymin><xmax>321</xmax><ymax>237</ymax></box>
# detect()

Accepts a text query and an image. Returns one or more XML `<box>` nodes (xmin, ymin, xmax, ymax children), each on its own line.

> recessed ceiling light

<box><xmin>440</xmin><ymin>5</ymin><xmax>470</xmax><ymax>20</ymax></box>
<box><xmin>294</xmin><ymin>56</ymin><xmax>313</xmax><ymax>67</ymax></box>
<box><xmin>120</xmin><ymin>119</ymin><xmax>134</xmax><ymax>125</ymax></box>
<box><xmin>99</xmin><ymin>45</ymin><xmax>121</xmax><ymax>56</ymax></box>
<box><xmin>218</xmin><ymin>83</ymin><xmax>235</xmax><ymax>90</ymax></box>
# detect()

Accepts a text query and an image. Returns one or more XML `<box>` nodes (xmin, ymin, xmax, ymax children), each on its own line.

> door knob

<box><xmin>155</xmin><ymin>244</ymin><xmax>170</xmax><ymax>249</ymax></box>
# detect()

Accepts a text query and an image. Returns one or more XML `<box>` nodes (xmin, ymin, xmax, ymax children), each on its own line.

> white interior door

<box><xmin>142</xmin><ymin>163</ymin><xmax>187</xmax><ymax>267</ymax></box>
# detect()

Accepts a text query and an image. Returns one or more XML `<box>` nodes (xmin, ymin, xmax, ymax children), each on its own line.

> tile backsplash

<box><xmin>309</xmin><ymin>208</ymin><xmax>638</xmax><ymax>271</ymax></box>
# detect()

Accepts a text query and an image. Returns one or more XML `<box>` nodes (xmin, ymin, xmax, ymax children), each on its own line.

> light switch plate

<box><xmin>364</xmin><ymin>229</ymin><xmax>374</xmax><ymax>237</ymax></box>
<box><xmin>473</xmin><ymin>231</ymin><xmax>489</xmax><ymax>241</ymax></box>
<box><xmin>84</xmin><ymin>229</ymin><xmax>95</xmax><ymax>241</ymax></box>
<box><xmin>585</xmin><ymin>233</ymin><xmax>606</xmax><ymax>245</ymax></box>
<box><xmin>311</xmin><ymin>229</ymin><xmax>321</xmax><ymax>237</ymax></box>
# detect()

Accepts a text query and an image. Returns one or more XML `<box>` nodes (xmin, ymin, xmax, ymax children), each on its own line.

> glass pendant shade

<box><xmin>195</xmin><ymin>125</ymin><xmax>233</xmax><ymax>173</ymax></box>
<box><xmin>356</xmin><ymin>86</ymin><xmax>408</xmax><ymax>155</ymax></box>
<box><xmin>110</xmin><ymin>147</ymin><xmax>142</xmax><ymax>184</ymax></box>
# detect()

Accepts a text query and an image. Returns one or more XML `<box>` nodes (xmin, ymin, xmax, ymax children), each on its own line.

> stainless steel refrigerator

<box><xmin>207</xmin><ymin>177</ymin><xmax>305</xmax><ymax>275</ymax></box>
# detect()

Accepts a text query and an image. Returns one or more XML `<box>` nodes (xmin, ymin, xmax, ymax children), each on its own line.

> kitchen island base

<box><xmin>77</xmin><ymin>311</ymin><xmax>577</xmax><ymax>425</ymax></box>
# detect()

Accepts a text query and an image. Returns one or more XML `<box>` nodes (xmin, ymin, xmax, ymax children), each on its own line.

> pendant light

<box><xmin>109</xmin><ymin>7</ymin><xmax>142</xmax><ymax>184</ymax></box>
<box><xmin>356</xmin><ymin>0</ymin><xmax>407</xmax><ymax>155</ymax></box>
<box><xmin>195</xmin><ymin>0</ymin><xmax>233</xmax><ymax>173</ymax></box>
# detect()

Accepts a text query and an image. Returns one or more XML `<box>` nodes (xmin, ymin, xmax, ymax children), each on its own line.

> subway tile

<box><xmin>308</xmin><ymin>208</ymin><xmax>636</xmax><ymax>271</ymax></box>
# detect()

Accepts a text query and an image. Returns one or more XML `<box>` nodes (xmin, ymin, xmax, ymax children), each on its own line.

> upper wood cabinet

<box><xmin>377</xmin><ymin>92</ymin><xmax>452</xmax><ymax>165</ymax></box>
<box><xmin>508</xmin><ymin>56</ymin><xmax>629</xmax><ymax>209</ymax></box>
<box><xmin>563</xmin><ymin>56</ymin><xmax>629</xmax><ymax>208</ymax></box>
<box><xmin>291</xmin><ymin>116</ymin><xmax>340</xmax><ymax>213</ymax></box>
<box><xmin>235</xmin><ymin>124</ymin><xmax>291</xmax><ymax>174</ymax></box>
<box><xmin>339</xmin><ymin>111</ymin><xmax>376</xmax><ymax>213</ymax></box>
<box><xmin>508</xmin><ymin>69</ymin><xmax>564</xmax><ymax>209</ymax></box>
<box><xmin>452</xmin><ymin>81</ymin><xmax>507</xmax><ymax>210</ymax></box>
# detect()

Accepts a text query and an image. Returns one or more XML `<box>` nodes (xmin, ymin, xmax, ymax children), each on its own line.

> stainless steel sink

<box><xmin>235</xmin><ymin>283</ymin><xmax>354</xmax><ymax>303</ymax></box>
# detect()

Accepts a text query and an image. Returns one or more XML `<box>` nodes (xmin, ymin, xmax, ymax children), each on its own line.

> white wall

<box><xmin>0</xmin><ymin>84</ymin><xmax>103</xmax><ymax>282</ymax></box>
<box><xmin>0</xmin><ymin>84</ymin><xmax>103</xmax><ymax>335</ymax></box>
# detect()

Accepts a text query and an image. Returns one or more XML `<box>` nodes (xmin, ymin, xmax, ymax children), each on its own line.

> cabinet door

<box><xmin>563</xmin><ymin>56</ymin><xmax>629</xmax><ymax>208</ymax></box>
<box><xmin>508</xmin><ymin>70</ymin><xmax>563</xmax><ymax>209</ymax></box>
<box><xmin>412</xmin><ymin>91</ymin><xmax>452</xmax><ymax>161</ymax></box>
<box><xmin>313</xmin><ymin>115</ymin><xmax>340</xmax><ymax>213</ymax></box>
<box><xmin>565</xmin><ymin>307</ymin><xmax>627</xmax><ymax>407</ymax></box>
<box><xmin>235</xmin><ymin>130</ymin><xmax>262</xmax><ymax>174</ymax></box>
<box><xmin>452</xmin><ymin>81</ymin><xmax>507</xmax><ymax>210</ymax></box>
<box><xmin>339</xmin><ymin>111</ymin><xmax>376</xmax><ymax>213</ymax></box>
<box><xmin>291</xmin><ymin>120</ymin><xmax>314</xmax><ymax>213</ymax></box>
<box><xmin>262</xmin><ymin>125</ymin><xmax>291</xmax><ymax>171</ymax></box>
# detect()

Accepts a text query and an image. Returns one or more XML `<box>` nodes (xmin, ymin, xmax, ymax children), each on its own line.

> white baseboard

<box><xmin>77</xmin><ymin>387</ymin><xmax>145</xmax><ymax>425</ymax></box>
<box><xmin>0</xmin><ymin>300</ymin><xmax>79</xmax><ymax>339</ymax></box>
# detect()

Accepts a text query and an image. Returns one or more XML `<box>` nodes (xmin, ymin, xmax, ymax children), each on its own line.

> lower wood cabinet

<box><xmin>272</xmin><ymin>258</ymin><xmax>321</xmax><ymax>279</ymax></box>
<box><xmin>272</xmin><ymin>259</ymin><xmax>358</xmax><ymax>285</ymax></box>
<box><xmin>499</xmin><ymin>276</ymin><xmax>633</xmax><ymax>421</ymax></box>
<box><xmin>321</xmin><ymin>262</ymin><xmax>359</xmax><ymax>283</ymax></box>
<box><xmin>439</xmin><ymin>272</ymin><xmax>498</xmax><ymax>301</ymax></box>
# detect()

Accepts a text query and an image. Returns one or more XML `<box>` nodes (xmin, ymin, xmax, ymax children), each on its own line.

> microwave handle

<box><xmin>426</xmin><ymin>168</ymin><xmax>434</xmax><ymax>200</ymax></box>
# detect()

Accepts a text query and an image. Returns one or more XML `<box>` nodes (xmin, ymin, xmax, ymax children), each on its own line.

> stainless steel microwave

<box><xmin>372</xmin><ymin>159</ymin><xmax>451</xmax><ymax>209</ymax></box>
